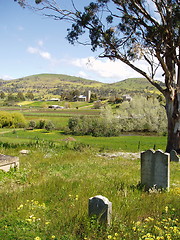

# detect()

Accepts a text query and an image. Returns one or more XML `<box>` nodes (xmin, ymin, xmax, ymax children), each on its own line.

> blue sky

<box><xmin>0</xmin><ymin>0</ymin><xmax>161</xmax><ymax>83</ymax></box>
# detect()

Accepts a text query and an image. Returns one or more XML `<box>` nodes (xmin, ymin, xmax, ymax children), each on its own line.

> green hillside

<box><xmin>0</xmin><ymin>74</ymin><xmax>164</xmax><ymax>97</ymax></box>
<box><xmin>0</xmin><ymin>73</ymin><xmax>104</xmax><ymax>94</ymax></box>
<box><xmin>108</xmin><ymin>78</ymin><xmax>165</xmax><ymax>92</ymax></box>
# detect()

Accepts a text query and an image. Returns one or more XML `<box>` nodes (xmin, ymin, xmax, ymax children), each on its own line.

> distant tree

<box><xmin>29</xmin><ymin>120</ymin><xmax>36</xmax><ymax>129</ymax></box>
<box><xmin>17</xmin><ymin>92</ymin><xmax>25</xmax><ymax>101</ymax></box>
<box><xmin>0</xmin><ymin>91</ymin><xmax>5</xmax><ymax>99</ymax></box>
<box><xmin>25</xmin><ymin>92</ymin><xmax>34</xmax><ymax>100</ymax></box>
<box><xmin>45</xmin><ymin>121</ymin><xmax>55</xmax><ymax>131</ymax></box>
<box><xmin>7</xmin><ymin>93</ymin><xmax>16</xmax><ymax>102</ymax></box>
<box><xmin>16</xmin><ymin>0</ymin><xmax>180</xmax><ymax>152</ymax></box>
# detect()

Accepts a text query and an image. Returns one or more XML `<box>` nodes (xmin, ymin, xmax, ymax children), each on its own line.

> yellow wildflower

<box><xmin>34</xmin><ymin>237</ymin><xmax>41</xmax><ymax>240</ymax></box>
<box><xmin>17</xmin><ymin>204</ymin><xmax>23</xmax><ymax>210</ymax></box>
<box><xmin>165</xmin><ymin>206</ymin><xmax>168</xmax><ymax>213</ymax></box>
<box><xmin>107</xmin><ymin>235</ymin><xmax>112</xmax><ymax>239</ymax></box>
<box><xmin>51</xmin><ymin>236</ymin><xmax>56</xmax><ymax>239</ymax></box>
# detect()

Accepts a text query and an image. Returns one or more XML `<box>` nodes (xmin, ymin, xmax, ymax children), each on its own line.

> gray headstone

<box><xmin>170</xmin><ymin>150</ymin><xmax>180</xmax><ymax>162</ymax></box>
<box><xmin>141</xmin><ymin>149</ymin><xmax>170</xmax><ymax>191</ymax></box>
<box><xmin>88</xmin><ymin>195</ymin><xmax>112</xmax><ymax>226</ymax></box>
<box><xmin>0</xmin><ymin>154</ymin><xmax>19</xmax><ymax>172</ymax></box>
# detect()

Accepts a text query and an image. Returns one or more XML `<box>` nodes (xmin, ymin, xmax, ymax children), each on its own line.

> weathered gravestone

<box><xmin>170</xmin><ymin>150</ymin><xmax>180</xmax><ymax>162</ymax></box>
<box><xmin>0</xmin><ymin>154</ymin><xmax>19</xmax><ymax>172</ymax></box>
<box><xmin>141</xmin><ymin>150</ymin><xmax>170</xmax><ymax>191</ymax></box>
<box><xmin>88</xmin><ymin>195</ymin><xmax>112</xmax><ymax>226</ymax></box>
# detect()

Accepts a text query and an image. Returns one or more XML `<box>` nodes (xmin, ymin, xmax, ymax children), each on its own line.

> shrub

<box><xmin>67</xmin><ymin>96</ymin><xmax>167</xmax><ymax>136</ymax></box>
<box><xmin>0</xmin><ymin>111</ymin><xmax>12</xmax><ymax>128</ymax></box>
<box><xmin>11</xmin><ymin>112</ymin><xmax>26</xmax><ymax>128</ymax></box>
<box><xmin>36</xmin><ymin>120</ymin><xmax>46</xmax><ymax>129</ymax></box>
<box><xmin>45</xmin><ymin>121</ymin><xmax>55</xmax><ymax>131</ymax></box>
<box><xmin>68</xmin><ymin>116</ymin><xmax>122</xmax><ymax>137</ymax></box>
<box><xmin>0</xmin><ymin>111</ymin><xmax>26</xmax><ymax>128</ymax></box>
<box><xmin>29</xmin><ymin>120</ymin><xmax>36</xmax><ymax>129</ymax></box>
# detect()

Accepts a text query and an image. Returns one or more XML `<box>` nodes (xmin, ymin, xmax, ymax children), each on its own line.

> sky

<box><xmin>0</xmin><ymin>0</ymin><xmax>162</xmax><ymax>83</ymax></box>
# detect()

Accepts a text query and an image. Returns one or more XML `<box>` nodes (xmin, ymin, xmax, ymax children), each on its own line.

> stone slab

<box><xmin>0</xmin><ymin>154</ymin><xmax>19</xmax><ymax>172</ymax></box>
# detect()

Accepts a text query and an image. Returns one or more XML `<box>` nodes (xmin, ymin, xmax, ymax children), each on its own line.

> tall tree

<box><xmin>16</xmin><ymin>0</ymin><xmax>180</xmax><ymax>152</ymax></box>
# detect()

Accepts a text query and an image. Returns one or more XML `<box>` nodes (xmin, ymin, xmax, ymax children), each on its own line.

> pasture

<box><xmin>0</xmin><ymin>104</ymin><xmax>179</xmax><ymax>240</ymax></box>
<box><xmin>0</xmin><ymin>129</ymin><xmax>179</xmax><ymax>240</ymax></box>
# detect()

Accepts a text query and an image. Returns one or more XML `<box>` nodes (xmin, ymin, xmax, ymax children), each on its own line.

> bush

<box><xmin>0</xmin><ymin>111</ymin><xmax>12</xmax><ymax>128</ymax></box>
<box><xmin>29</xmin><ymin>120</ymin><xmax>36</xmax><ymax>129</ymax></box>
<box><xmin>11</xmin><ymin>112</ymin><xmax>26</xmax><ymax>128</ymax></box>
<box><xmin>0</xmin><ymin>111</ymin><xmax>26</xmax><ymax>128</ymax></box>
<box><xmin>67</xmin><ymin>96</ymin><xmax>167</xmax><ymax>136</ymax></box>
<box><xmin>45</xmin><ymin>121</ymin><xmax>55</xmax><ymax>131</ymax></box>
<box><xmin>68</xmin><ymin>116</ymin><xmax>122</xmax><ymax>137</ymax></box>
<box><xmin>36</xmin><ymin>120</ymin><xmax>46</xmax><ymax>129</ymax></box>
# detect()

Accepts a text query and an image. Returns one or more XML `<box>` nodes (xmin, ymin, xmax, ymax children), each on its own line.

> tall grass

<box><xmin>0</xmin><ymin>141</ymin><xmax>179</xmax><ymax>239</ymax></box>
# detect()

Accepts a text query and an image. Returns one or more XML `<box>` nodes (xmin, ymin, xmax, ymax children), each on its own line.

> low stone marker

<box><xmin>141</xmin><ymin>149</ymin><xmax>170</xmax><ymax>191</ymax></box>
<box><xmin>19</xmin><ymin>149</ymin><xmax>30</xmax><ymax>155</ymax></box>
<box><xmin>88</xmin><ymin>195</ymin><xmax>112</xmax><ymax>226</ymax></box>
<box><xmin>170</xmin><ymin>150</ymin><xmax>180</xmax><ymax>162</ymax></box>
<box><xmin>0</xmin><ymin>154</ymin><xmax>19</xmax><ymax>172</ymax></box>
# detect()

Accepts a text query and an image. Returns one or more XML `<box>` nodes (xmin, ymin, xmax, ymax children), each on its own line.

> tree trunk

<box><xmin>165</xmin><ymin>90</ymin><xmax>180</xmax><ymax>153</ymax></box>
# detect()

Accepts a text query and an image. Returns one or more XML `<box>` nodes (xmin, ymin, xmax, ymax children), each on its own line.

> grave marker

<box><xmin>0</xmin><ymin>154</ymin><xmax>19</xmax><ymax>172</ymax></box>
<box><xmin>170</xmin><ymin>150</ymin><xmax>180</xmax><ymax>162</ymax></box>
<box><xmin>141</xmin><ymin>150</ymin><xmax>170</xmax><ymax>191</ymax></box>
<box><xmin>88</xmin><ymin>195</ymin><xmax>112</xmax><ymax>226</ymax></box>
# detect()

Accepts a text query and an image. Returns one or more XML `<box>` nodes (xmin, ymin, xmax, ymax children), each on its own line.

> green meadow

<box><xmin>0</xmin><ymin>128</ymin><xmax>180</xmax><ymax>240</ymax></box>
<box><xmin>0</xmin><ymin>129</ymin><xmax>167</xmax><ymax>152</ymax></box>
<box><xmin>0</xmin><ymin>100</ymin><xmax>179</xmax><ymax>240</ymax></box>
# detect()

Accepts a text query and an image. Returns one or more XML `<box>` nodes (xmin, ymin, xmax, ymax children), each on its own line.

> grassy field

<box><xmin>0</xmin><ymin>104</ymin><xmax>101</xmax><ymax>130</ymax></box>
<box><xmin>0</xmin><ymin>103</ymin><xmax>179</xmax><ymax>240</ymax></box>
<box><xmin>0</xmin><ymin>129</ymin><xmax>167</xmax><ymax>152</ymax></box>
<box><xmin>0</xmin><ymin>137</ymin><xmax>179</xmax><ymax>240</ymax></box>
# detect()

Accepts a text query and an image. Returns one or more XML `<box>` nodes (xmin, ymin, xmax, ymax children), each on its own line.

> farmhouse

<box><xmin>48</xmin><ymin>105</ymin><xmax>64</xmax><ymax>109</ymax></box>
<box><xmin>78</xmin><ymin>95</ymin><xmax>87</xmax><ymax>101</ymax></box>
<box><xmin>73</xmin><ymin>90</ymin><xmax>91</xmax><ymax>102</ymax></box>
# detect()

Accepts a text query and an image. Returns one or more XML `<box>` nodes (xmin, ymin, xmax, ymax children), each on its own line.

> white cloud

<box><xmin>27</xmin><ymin>46</ymin><xmax>52</xmax><ymax>60</ymax></box>
<box><xmin>70</xmin><ymin>57</ymin><xmax>163</xmax><ymax>82</ymax></box>
<box><xmin>39</xmin><ymin>51</ymin><xmax>51</xmax><ymax>60</ymax></box>
<box><xmin>27</xmin><ymin>47</ymin><xmax>38</xmax><ymax>54</ymax></box>
<box><xmin>78</xmin><ymin>71</ymin><xmax>88</xmax><ymax>78</ymax></box>
<box><xmin>0</xmin><ymin>75</ymin><xmax>13</xmax><ymax>80</ymax></box>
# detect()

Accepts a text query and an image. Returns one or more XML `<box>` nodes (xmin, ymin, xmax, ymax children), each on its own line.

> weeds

<box><xmin>0</xmin><ymin>140</ymin><xmax>179</xmax><ymax>239</ymax></box>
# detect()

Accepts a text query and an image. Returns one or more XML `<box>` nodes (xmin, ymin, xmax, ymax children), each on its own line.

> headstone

<box><xmin>0</xmin><ymin>154</ymin><xmax>19</xmax><ymax>172</ymax></box>
<box><xmin>20</xmin><ymin>149</ymin><xmax>30</xmax><ymax>154</ymax></box>
<box><xmin>170</xmin><ymin>150</ymin><xmax>180</xmax><ymax>162</ymax></box>
<box><xmin>88</xmin><ymin>195</ymin><xmax>112</xmax><ymax>226</ymax></box>
<box><xmin>141</xmin><ymin>149</ymin><xmax>170</xmax><ymax>191</ymax></box>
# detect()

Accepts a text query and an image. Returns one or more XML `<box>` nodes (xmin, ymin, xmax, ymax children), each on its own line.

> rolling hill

<box><xmin>0</xmin><ymin>73</ymin><xmax>164</xmax><ymax>97</ymax></box>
